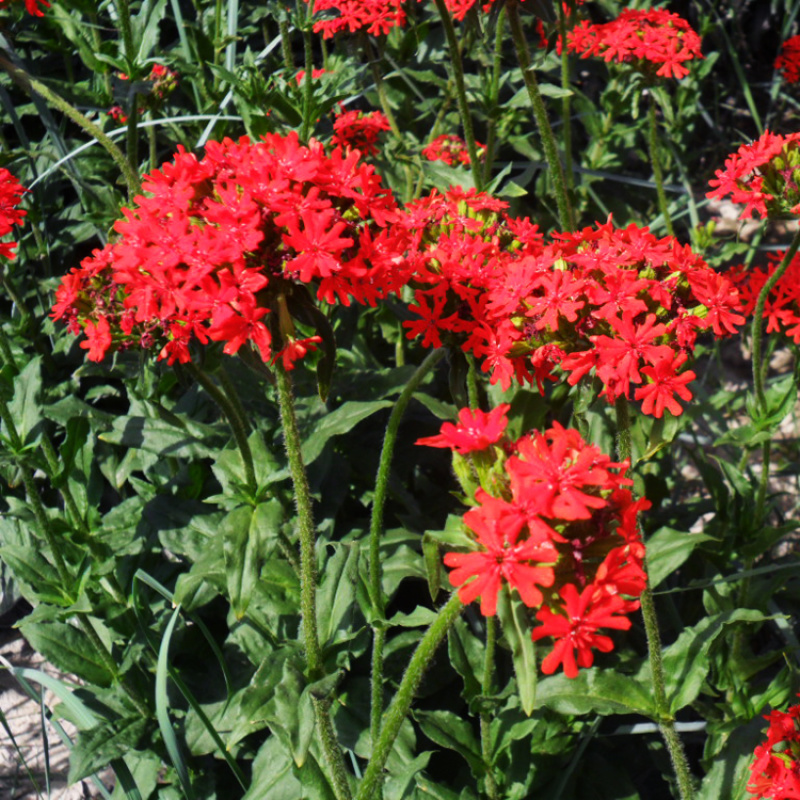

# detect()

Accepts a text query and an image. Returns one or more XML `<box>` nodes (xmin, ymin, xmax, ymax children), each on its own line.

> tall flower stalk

<box><xmin>368</xmin><ymin>349</ymin><xmax>445</xmax><ymax>744</ymax></box>
<box><xmin>615</xmin><ymin>397</ymin><xmax>695</xmax><ymax>800</ymax></box>
<box><xmin>506</xmin><ymin>0</ymin><xmax>574</xmax><ymax>230</ymax></box>
<box><xmin>275</xmin><ymin>362</ymin><xmax>352</xmax><ymax>800</ymax></box>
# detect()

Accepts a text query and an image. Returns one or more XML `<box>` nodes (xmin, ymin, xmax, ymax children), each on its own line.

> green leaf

<box><xmin>100</xmin><ymin>416</ymin><xmax>223</xmax><ymax>458</ymax></box>
<box><xmin>0</xmin><ymin>545</ymin><xmax>73</xmax><ymax>606</ymax></box>
<box><xmin>20</xmin><ymin>621</ymin><xmax>116</xmax><ymax>687</ymax></box>
<box><xmin>448</xmin><ymin>617</ymin><xmax>483</xmax><ymax>706</ymax></box>
<box><xmin>422</xmin><ymin>533</ymin><xmax>441</xmax><ymax>602</ymax></box>
<box><xmin>266</xmin><ymin>659</ymin><xmax>315</xmax><ymax>768</ymax></box>
<box><xmin>696</xmin><ymin>716</ymin><xmax>765</xmax><ymax>800</ymax></box>
<box><xmin>69</xmin><ymin>717</ymin><xmax>149</xmax><ymax>783</ymax></box>
<box><xmin>8</xmin><ymin>356</ymin><xmax>42</xmax><ymax>446</ymax></box>
<box><xmin>414</xmin><ymin>709</ymin><xmax>485</xmax><ymax>778</ymax></box>
<box><xmin>496</xmin><ymin>589</ymin><xmax>537</xmax><ymax>716</ymax></box>
<box><xmin>536</xmin><ymin>668</ymin><xmax>657</xmax><ymax>718</ymax></box>
<box><xmin>317</xmin><ymin>543</ymin><xmax>360</xmax><ymax>645</ymax></box>
<box><xmin>646</xmin><ymin>527</ymin><xmax>715</xmax><ymax>589</ymax></box>
<box><xmin>648</xmin><ymin>609</ymin><xmax>768</xmax><ymax>714</ymax></box>
<box><xmin>222</xmin><ymin>505</ymin><xmax>260</xmax><ymax>620</ymax></box>
<box><xmin>301</xmin><ymin>400</ymin><xmax>393</xmax><ymax>465</ymax></box>
<box><xmin>156</xmin><ymin>606</ymin><xmax>195</xmax><ymax>800</ymax></box>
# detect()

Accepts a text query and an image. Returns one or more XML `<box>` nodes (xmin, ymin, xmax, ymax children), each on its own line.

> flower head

<box><xmin>307</xmin><ymin>0</ymin><xmax>406</xmax><ymax>37</ymax></box>
<box><xmin>52</xmin><ymin>133</ymin><xmax>409</xmax><ymax>366</ymax></box>
<box><xmin>566</xmin><ymin>8</ymin><xmax>703</xmax><ymax>80</ymax></box>
<box><xmin>707</xmin><ymin>131</ymin><xmax>800</xmax><ymax>219</ymax></box>
<box><xmin>747</xmin><ymin>698</ymin><xmax>800</xmax><ymax>799</ymax></box>
<box><xmin>332</xmin><ymin>109</ymin><xmax>391</xmax><ymax>157</ymax></box>
<box><xmin>776</xmin><ymin>36</ymin><xmax>800</xmax><ymax>84</ymax></box>
<box><xmin>0</xmin><ymin>169</ymin><xmax>26</xmax><ymax>261</ymax></box>
<box><xmin>416</xmin><ymin>403</ymin><xmax>511</xmax><ymax>454</ymax></box>
<box><xmin>422</xmin><ymin>134</ymin><xmax>485</xmax><ymax>167</ymax></box>
<box><xmin>435</xmin><ymin>412</ymin><xmax>647</xmax><ymax>677</ymax></box>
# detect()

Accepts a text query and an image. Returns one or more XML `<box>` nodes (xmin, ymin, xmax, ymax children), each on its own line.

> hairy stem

<box><xmin>0</xmin><ymin>58</ymin><xmax>141</xmax><ymax>198</ymax></box>
<box><xmin>615</xmin><ymin>397</ymin><xmax>695</xmax><ymax>800</ymax></box>
<box><xmin>274</xmin><ymin>363</ymin><xmax>352</xmax><ymax>800</ymax></box>
<box><xmin>482</xmin><ymin>8</ymin><xmax>506</xmax><ymax>187</ymax></box>
<box><xmin>480</xmin><ymin>616</ymin><xmax>499</xmax><ymax>800</ymax></box>
<box><xmin>648</xmin><ymin>94</ymin><xmax>673</xmax><ymax>237</ymax></box>
<box><xmin>558</xmin><ymin>3</ymin><xmax>574</xmax><ymax>191</ymax></box>
<box><xmin>432</xmin><ymin>0</ymin><xmax>484</xmax><ymax>191</ymax></box>
<box><xmin>357</xmin><ymin>593</ymin><xmax>464</xmax><ymax>800</ymax></box>
<box><xmin>369</xmin><ymin>349</ymin><xmax>445</xmax><ymax>745</ymax></box>
<box><xmin>506</xmin><ymin>0</ymin><xmax>574</xmax><ymax>230</ymax></box>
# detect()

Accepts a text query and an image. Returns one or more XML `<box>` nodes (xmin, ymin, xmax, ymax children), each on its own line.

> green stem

<box><xmin>615</xmin><ymin>398</ymin><xmax>695</xmax><ymax>800</ymax></box>
<box><xmin>279</xmin><ymin>18</ymin><xmax>295</xmax><ymax>73</ymax></box>
<box><xmin>186</xmin><ymin>364</ymin><xmax>258</xmax><ymax>495</ymax></box>
<box><xmin>506</xmin><ymin>0</ymin><xmax>574</xmax><ymax>231</ymax></box>
<box><xmin>648</xmin><ymin>94</ymin><xmax>673</xmax><ymax>237</ymax></box>
<box><xmin>148</xmin><ymin>121</ymin><xmax>157</xmax><ymax>171</ymax></box>
<box><xmin>357</xmin><ymin>592</ymin><xmax>464</xmax><ymax>800</ymax></box>
<box><xmin>558</xmin><ymin>3</ymin><xmax>574</xmax><ymax>192</ymax></box>
<box><xmin>465</xmin><ymin>353</ymin><xmax>480</xmax><ymax>410</ymax></box>
<box><xmin>0</xmin><ymin>58</ymin><xmax>141</xmax><ymax>198</ymax></box>
<box><xmin>126</xmin><ymin>102</ymin><xmax>140</xmax><ymax>173</ymax></box>
<box><xmin>369</xmin><ymin>349</ymin><xmax>445</xmax><ymax>746</ymax></box>
<box><xmin>482</xmin><ymin>8</ymin><xmax>505</xmax><ymax>187</ymax></box>
<box><xmin>431</xmin><ymin>0</ymin><xmax>484</xmax><ymax>191</ymax></box>
<box><xmin>480</xmin><ymin>616</ymin><xmax>499</xmax><ymax>800</ymax></box>
<box><xmin>274</xmin><ymin>363</ymin><xmax>352</xmax><ymax>800</ymax></box>
<box><xmin>114</xmin><ymin>0</ymin><xmax>136</xmax><ymax>70</ymax></box>
<box><xmin>752</xmin><ymin>228</ymin><xmax>800</xmax><ymax>411</ymax></box>
<box><xmin>365</xmin><ymin>38</ymin><xmax>401</xmax><ymax>138</ymax></box>
<box><xmin>299</xmin><ymin>0</ymin><xmax>316</xmax><ymax>142</ymax></box>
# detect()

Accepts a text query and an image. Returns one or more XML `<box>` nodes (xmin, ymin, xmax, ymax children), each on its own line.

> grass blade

<box><xmin>156</xmin><ymin>605</ymin><xmax>195</xmax><ymax>799</ymax></box>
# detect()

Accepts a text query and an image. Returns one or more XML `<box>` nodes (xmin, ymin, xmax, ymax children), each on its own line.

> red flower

<box><xmin>634</xmin><ymin>353</ymin><xmax>696</xmax><ymax>418</ymax></box>
<box><xmin>776</xmin><ymin>35</ymin><xmax>800</xmax><ymax>84</ymax></box>
<box><xmin>53</xmin><ymin>133</ymin><xmax>408</xmax><ymax>369</ymax></box>
<box><xmin>0</xmin><ymin>169</ymin><xmax>26</xmax><ymax>261</ymax></box>
<box><xmin>566</xmin><ymin>9</ymin><xmax>703</xmax><ymax>80</ymax></box>
<box><xmin>79</xmin><ymin>317</ymin><xmax>113</xmax><ymax>362</ymax></box>
<box><xmin>747</xmin><ymin>698</ymin><xmax>800</xmax><ymax>799</ymax></box>
<box><xmin>0</xmin><ymin>0</ymin><xmax>49</xmax><ymax>14</ymax></box>
<box><xmin>422</xmin><ymin>134</ymin><xmax>485</xmax><ymax>167</ymax></box>
<box><xmin>332</xmin><ymin>110</ymin><xmax>391</xmax><ymax>157</ymax></box>
<box><xmin>533</xmin><ymin>584</ymin><xmax>633</xmax><ymax>678</ymax></box>
<box><xmin>444</xmin><ymin>493</ymin><xmax>558</xmax><ymax>617</ymax></box>
<box><xmin>307</xmin><ymin>0</ymin><xmax>406</xmax><ymax>37</ymax></box>
<box><xmin>417</xmin><ymin>403</ymin><xmax>510</xmax><ymax>454</ymax></box>
<box><xmin>707</xmin><ymin>130</ymin><xmax>800</xmax><ymax>219</ymax></box>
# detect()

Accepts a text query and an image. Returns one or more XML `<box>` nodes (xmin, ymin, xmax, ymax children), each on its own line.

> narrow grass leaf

<box><xmin>156</xmin><ymin>605</ymin><xmax>195</xmax><ymax>799</ymax></box>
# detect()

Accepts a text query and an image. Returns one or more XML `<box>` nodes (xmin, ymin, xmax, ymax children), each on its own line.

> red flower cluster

<box><xmin>332</xmin><ymin>110</ymin><xmax>391</xmax><ymax>157</ymax></box>
<box><xmin>52</xmin><ymin>132</ymin><xmax>408</xmax><ymax>367</ymax></box>
<box><xmin>400</xmin><ymin>197</ymin><xmax>742</xmax><ymax>418</ymax></box>
<box><xmin>307</xmin><ymin>0</ymin><xmax>406</xmax><ymax>37</ymax></box>
<box><xmin>422</xmin><ymin>134</ymin><xmax>485</xmax><ymax>167</ymax></box>
<box><xmin>567</xmin><ymin>9</ymin><xmax>703</xmax><ymax>80</ymax></box>
<box><xmin>419</xmin><ymin>407</ymin><xmax>648</xmax><ymax>679</ymax></box>
<box><xmin>0</xmin><ymin>0</ymin><xmax>49</xmax><ymax>15</ymax></box>
<box><xmin>747</xmin><ymin>699</ymin><xmax>800</xmax><ymax>798</ymax></box>
<box><xmin>727</xmin><ymin>251</ymin><xmax>800</xmax><ymax>344</ymax></box>
<box><xmin>707</xmin><ymin>131</ymin><xmax>800</xmax><ymax>220</ymax></box>
<box><xmin>0</xmin><ymin>168</ymin><xmax>26</xmax><ymax>261</ymax></box>
<box><xmin>776</xmin><ymin>36</ymin><xmax>800</xmax><ymax>84</ymax></box>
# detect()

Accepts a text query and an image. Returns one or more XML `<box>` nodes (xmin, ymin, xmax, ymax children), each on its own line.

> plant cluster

<box><xmin>1</xmin><ymin>1</ymin><xmax>800</xmax><ymax>799</ymax></box>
